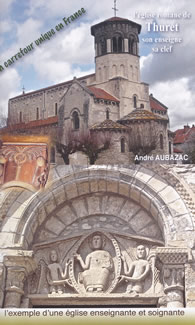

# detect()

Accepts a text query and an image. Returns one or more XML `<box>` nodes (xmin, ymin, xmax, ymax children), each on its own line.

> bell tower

<box><xmin>91</xmin><ymin>16</ymin><xmax>141</xmax><ymax>83</ymax></box>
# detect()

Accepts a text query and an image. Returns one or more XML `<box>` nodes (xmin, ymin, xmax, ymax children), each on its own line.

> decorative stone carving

<box><xmin>0</xmin><ymin>137</ymin><xmax>49</xmax><ymax>190</ymax></box>
<box><xmin>47</xmin><ymin>249</ymin><xmax>71</xmax><ymax>294</ymax></box>
<box><xmin>69</xmin><ymin>232</ymin><xmax>121</xmax><ymax>294</ymax></box>
<box><xmin>74</xmin><ymin>233</ymin><xmax>114</xmax><ymax>293</ymax></box>
<box><xmin>3</xmin><ymin>251</ymin><xmax>37</xmax><ymax>308</ymax></box>
<box><xmin>4</xmin><ymin>266</ymin><xmax>26</xmax><ymax>308</ymax></box>
<box><xmin>118</xmin><ymin>245</ymin><xmax>151</xmax><ymax>295</ymax></box>
<box><xmin>156</xmin><ymin>247</ymin><xmax>188</xmax><ymax>307</ymax></box>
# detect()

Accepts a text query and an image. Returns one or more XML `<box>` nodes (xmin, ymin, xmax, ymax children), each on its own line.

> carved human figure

<box><xmin>74</xmin><ymin>233</ymin><xmax>114</xmax><ymax>292</ymax></box>
<box><xmin>47</xmin><ymin>249</ymin><xmax>70</xmax><ymax>294</ymax></box>
<box><xmin>119</xmin><ymin>245</ymin><xmax>151</xmax><ymax>294</ymax></box>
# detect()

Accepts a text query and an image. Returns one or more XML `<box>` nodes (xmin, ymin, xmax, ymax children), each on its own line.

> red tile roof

<box><xmin>119</xmin><ymin>108</ymin><xmax>168</xmax><ymax>122</ymax></box>
<box><xmin>88</xmin><ymin>86</ymin><xmax>120</xmax><ymax>103</ymax></box>
<box><xmin>150</xmin><ymin>95</ymin><xmax>168</xmax><ymax>112</ymax></box>
<box><xmin>174</xmin><ymin>125</ymin><xmax>195</xmax><ymax>144</ymax></box>
<box><xmin>2</xmin><ymin>116</ymin><xmax>58</xmax><ymax>132</ymax></box>
<box><xmin>105</xmin><ymin>16</ymin><xmax>130</xmax><ymax>22</ymax></box>
<box><xmin>91</xmin><ymin>119</ymin><xmax>127</xmax><ymax>131</ymax></box>
<box><xmin>174</xmin><ymin>147</ymin><xmax>183</xmax><ymax>153</ymax></box>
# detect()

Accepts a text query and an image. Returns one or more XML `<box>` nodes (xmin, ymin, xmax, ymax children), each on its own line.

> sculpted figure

<box><xmin>74</xmin><ymin>233</ymin><xmax>114</xmax><ymax>292</ymax></box>
<box><xmin>119</xmin><ymin>245</ymin><xmax>151</xmax><ymax>294</ymax></box>
<box><xmin>47</xmin><ymin>249</ymin><xmax>71</xmax><ymax>294</ymax></box>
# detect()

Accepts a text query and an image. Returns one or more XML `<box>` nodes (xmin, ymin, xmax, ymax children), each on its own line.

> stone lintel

<box><xmin>28</xmin><ymin>294</ymin><xmax>159</xmax><ymax>307</ymax></box>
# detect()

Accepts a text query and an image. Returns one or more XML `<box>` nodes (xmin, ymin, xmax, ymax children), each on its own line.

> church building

<box><xmin>4</xmin><ymin>15</ymin><xmax>172</xmax><ymax>164</ymax></box>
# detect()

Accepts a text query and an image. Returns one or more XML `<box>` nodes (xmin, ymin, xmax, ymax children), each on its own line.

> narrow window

<box><xmin>160</xmin><ymin>134</ymin><xmax>164</xmax><ymax>149</ymax></box>
<box><xmin>133</xmin><ymin>95</ymin><xmax>137</xmax><ymax>108</ymax></box>
<box><xmin>100</xmin><ymin>38</ymin><xmax>106</xmax><ymax>55</ymax></box>
<box><xmin>112</xmin><ymin>37</ymin><xmax>117</xmax><ymax>53</ymax></box>
<box><xmin>36</xmin><ymin>107</ymin><xmax>39</xmax><ymax>120</ymax></box>
<box><xmin>106</xmin><ymin>109</ymin><xmax>110</xmax><ymax>119</ymax></box>
<box><xmin>19</xmin><ymin>111</ymin><xmax>22</xmax><ymax>122</ymax></box>
<box><xmin>118</xmin><ymin>37</ymin><xmax>123</xmax><ymax>52</ymax></box>
<box><xmin>55</xmin><ymin>103</ymin><xmax>58</xmax><ymax>115</ymax></box>
<box><xmin>169</xmin><ymin>141</ymin><xmax>172</xmax><ymax>154</ymax></box>
<box><xmin>73</xmin><ymin>111</ymin><xmax>80</xmax><ymax>130</ymax></box>
<box><xmin>121</xmin><ymin>138</ymin><xmax>125</xmax><ymax>153</ymax></box>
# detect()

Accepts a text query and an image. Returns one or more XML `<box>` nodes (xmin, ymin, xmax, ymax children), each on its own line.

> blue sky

<box><xmin>0</xmin><ymin>0</ymin><xmax>194</xmax><ymax>130</ymax></box>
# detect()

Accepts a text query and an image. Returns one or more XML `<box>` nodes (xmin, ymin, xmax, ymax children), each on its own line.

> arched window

<box><xmin>113</xmin><ymin>37</ymin><xmax>117</xmax><ymax>53</ymax></box>
<box><xmin>106</xmin><ymin>109</ymin><xmax>110</xmax><ymax>119</ymax></box>
<box><xmin>72</xmin><ymin>111</ymin><xmax>80</xmax><ymax>130</ymax></box>
<box><xmin>112</xmin><ymin>64</ymin><xmax>117</xmax><ymax>76</ymax></box>
<box><xmin>121</xmin><ymin>138</ymin><xmax>125</xmax><ymax>153</ymax></box>
<box><xmin>19</xmin><ymin>111</ymin><xmax>22</xmax><ymax>123</ymax></box>
<box><xmin>50</xmin><ymin>147</ymin><xmax>55</xmax><ymax>163</ymax></box>
<box><xmin>100</xmin><ymin>38</ymin><xmax>106</xmax><ymax>55</ymax></box>
<box><xmin>120</xmin><ymin>64</ymin><xmax>125</xmax><ymax>77</ymax></box>
<box><xmin>55</xmin><ymin>103</ymin><xmax>58</xmax><ymax>116</ymax></box>
<box><xmin>133</xmin><ymin>95</ymin><xmax>137</xmax><ymax>108</ymax></box>
<box><xmin>160</xmin><ymin>134</ymin><xmax>164</xmax><ymax>149</ymax></box>
<box><xmin>112</xmin><ymin>36</ymin><xmax>124</xmax><ymax>53</ymax></box>
<box><xmin>118</xmin><ymin>37</ymin><xmax>123</xmax><ymax>52</ymax></box>
<box><xmin>129</xmin><ymin>37</ymin><xmax>137</xmax><ymax>55</ymax></box>
<box><xmin>36</xmin><ymin>107</ymin><xmax>39</xmax><ymax>120</ymax></box>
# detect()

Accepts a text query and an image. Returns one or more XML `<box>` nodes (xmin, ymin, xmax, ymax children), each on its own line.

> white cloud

<box><xmin>0</xmin><ymin>0</ymin><xmax>14</xmax><ymax>17</ymax></box>
<box><xmin>0</xmin><ymin>68</ymin><xmax>21</xmax><ymax>115</ymax></box>
<box><xmin>150</xmin><ymin>78</ymin><xmax>195</xmax><ymax>130</ymax></box>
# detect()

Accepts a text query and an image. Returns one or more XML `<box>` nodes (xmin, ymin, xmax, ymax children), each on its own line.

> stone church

<box><xmin>0</xmin><ymin>15</ymin><xmax>195</xmax><ymax>310</ymax></box>
<box><xmin>4</xmin><ymin>16</ymin><xmax>172</xmax><ymax>164</ymax></box>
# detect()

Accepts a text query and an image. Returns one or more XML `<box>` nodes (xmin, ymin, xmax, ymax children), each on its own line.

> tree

<box><xmin>55</xmin><ymin>128</ymin><xmax>113</xmax><ymax>165</ymax></box>
<box><xmin>0</xmin><ymin>113</ymin><xmax>7</xmax><ymax>128</ymax></box>
<box><xmin>55</xmin><ymin>127</ymin><xmax>79</xmax><ymax>164</ymax></box>
<box><xmin>127</xmin><ymin>123</ymin><xmax>158</xmax><ymax>159</ymax></box>
<box><xmin>78</xmin><ymin>129</ymin><xmax>112</xmax><ymax>165</ymax></box>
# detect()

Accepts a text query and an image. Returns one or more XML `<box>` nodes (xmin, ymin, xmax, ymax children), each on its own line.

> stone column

<box><xmin>124</xmin><ymin>39</ymin><xmax>129</xmax><ymax>52</ymax></box>
<box><xmin>4</xmin><ymin>266</ymin><xmax>26</xmax><ymax>308</ymax></box>
<box><xmin>2</xmin><ymin>250</ymin><xmax>37</xmax><ymax>308</ymax></box>
<box><xmin>156</xmin><ymin>247</ymin><xmax>188</xmax><ymax>308</ymax></box>
<box><xmin>107</xmin><ymin>39</ymin><xmax>111</xmax><ymax>53</ymax></box>
<box><xmin>163</xmin><ymin>265</ymin><xmax>185</xmax><ymax>307</ymax></box>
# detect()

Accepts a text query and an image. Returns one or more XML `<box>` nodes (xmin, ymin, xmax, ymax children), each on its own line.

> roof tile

<box><xmin>88</xmin><ymin>86</ymin><xmax>120</xmax><ymax>103</ymax></box>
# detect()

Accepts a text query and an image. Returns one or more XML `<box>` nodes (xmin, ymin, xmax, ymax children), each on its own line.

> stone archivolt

<box><xmin>0</xmin><ymin>165</ymin><xmax>194</xmax><ymax>307</ymax></box>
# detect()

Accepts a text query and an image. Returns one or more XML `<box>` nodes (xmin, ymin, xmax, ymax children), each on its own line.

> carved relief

<box><xmin>118</xmin><ymin>245</ymin><xmax>151</xmax><ymax>295</ymax></box>
<box><xmin>0</xmin><ymin>142</ymin><xmax>49</xmax><ymax>190</ymax></box>
<box><xmin>74</xmin><ymin>233</ymin><xmax>114</xmax><ymax>293</ymax></box>
<box><xmin>70</xmin><ymin>232</ymin><xmax>121</xmax><ymax>294</ymax></box>
<box><xmin>30</xmin><ymin>231</ymin><xmax>164</xmax><ymax>299</ymax></box>
<box><xmin>46</xmin><ymin>250</ymin><xmax>71</xmax><ymax>294</ymax></box>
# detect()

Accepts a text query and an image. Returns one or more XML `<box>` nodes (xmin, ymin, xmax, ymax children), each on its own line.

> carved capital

<box><xmin>163</xmin><ymin>265</ymin><xmax>185</xmax><ymax>290</ymax></box>
<box><xmin>2</xmin><ymin>250</ymin><xmax>37</xmax><ymax>308</ymax></box>
<box><xmin>155</xmin><ymin>247</ymin><xmax>187</xmax><ymax>308</ymax></box>
<box><xmin>156</xmin><ymin>247</ymin><xmax>188</xmax><ymax>264</ymax></box>
<box><xmin>4</xmin><ymin>266</ymin><xmax>26</xmax><ymax>308</ymax></box>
